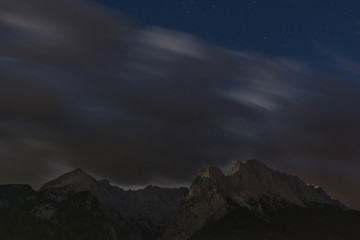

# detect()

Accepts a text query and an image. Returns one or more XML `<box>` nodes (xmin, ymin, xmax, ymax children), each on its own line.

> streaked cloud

<box><xmin>0</xmin><ymin>0</ymin><xmax>359</xmax><ymax>209</ymax></box>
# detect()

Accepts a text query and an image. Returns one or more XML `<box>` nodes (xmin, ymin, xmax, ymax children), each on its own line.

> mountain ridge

<box><xmin>39</xmin><ymin>167</ymin><xmax>188</xmax><ymax>237</ymax></box>
<box><xmin>0</xmin><ymin>159</ymin><xmax>359</xmax><ymax>240</ymax></box>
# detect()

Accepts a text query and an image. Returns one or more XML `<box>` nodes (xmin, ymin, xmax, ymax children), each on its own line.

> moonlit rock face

<box><xmin>227</xmin><ymin>160</ymin><xmax>245</xmax><ymax>176</ymax></box>
<box><xmin>197</xmin><ymin>166</ymin><xmax>224</xmax><ymax>181</ymax></box>
<box><xmin>163</xmin><ymin>159</ymin><xmax>346</xmax><ymax>240</ymax></box>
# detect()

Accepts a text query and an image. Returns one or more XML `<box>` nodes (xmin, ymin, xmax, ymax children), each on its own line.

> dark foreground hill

<box><xmin>189</xmin><ymin>203</ymin><xmax>360</xmax><ymax>240</ymax></box>
<box><xmin>0</xmin><ymin>160</ymin><xmax>359</xmax><ymax>240</ymax></box>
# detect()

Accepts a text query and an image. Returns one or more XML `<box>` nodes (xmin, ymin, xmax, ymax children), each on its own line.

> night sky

<box><xmin>0</xmin><ymin>0</ymin><xmax>360</xmax><ymax>209</ymax></box>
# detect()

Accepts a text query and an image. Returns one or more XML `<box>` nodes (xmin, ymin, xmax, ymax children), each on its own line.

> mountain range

<box><xmin>0</xmin><ymin>159</ymin><xmax>359</xmax><ymax>240</ymax></box>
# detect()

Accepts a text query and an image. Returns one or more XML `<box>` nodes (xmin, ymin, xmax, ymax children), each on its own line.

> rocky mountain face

<box><xmin>162</xmin><ymin>159</ymin><xmax>353</xmax><ymax>240</ymax></box>
<box><xmin>0</xmin><ymin>169</ymin><xmax>187</xmax><ymax>240</ymax></box>
<box><xmin>0</xmin><ymin>160</ymin><xmax>359</xmax><ymax>240</ymax></box>
<box><xmin>40</xmin><ymin>168</ymin><xmax>187</xmax><ymax>233</ymax></box>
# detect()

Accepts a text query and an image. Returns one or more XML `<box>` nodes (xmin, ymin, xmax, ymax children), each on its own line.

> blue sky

<box><xmin>97</xmin><ymin>0</ymin><xmax>360</xmax><ymax>68</ymax></box>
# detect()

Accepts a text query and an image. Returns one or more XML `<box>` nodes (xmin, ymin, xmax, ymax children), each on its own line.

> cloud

<box><xmin>0</xmin><ymin>0</ymin><xmax>129</xmax><ymax>69</ymax></box>
<box><xmin>0</xmin><ymin>0</ymin><xmax>359</xmax><ymax>209</ymax></box>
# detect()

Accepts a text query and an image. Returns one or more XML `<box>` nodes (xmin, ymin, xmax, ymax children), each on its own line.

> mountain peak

<box><xmin>163</xmin><ymin>159</ymin><xmax>348</xmax><ymax>240</ymax></box>
<box><xmin>245</xmin><ymin>159</ymin><xmax>268</xmax><ymax>167</ymax></box>
<box><xmin>61</xmin><ymin>168</ymin><xmax>90</xmax><ymax>179</ymax></box>
<box><xmin>198</xmin><ymin>165</ymin><xmax>224</xmax><ymax>179</ymax></box>
<box><xmin>71</xmin><ymin>167</ymin><xmax>86</xmax><ymax>174</ymax></box>
<box><xmin>192</xmin><ymin>159</ymin><xmax>347</xmax><ymax>210</ymax></box>
<box><xmin>227</xmin><ymin>159</ymin><xmax>268</xmax><ymax>176</ymax></box>
<box><xmin>40</xmin><ymin>168</ymin><xmax>95</xmax><ymax>192</ymax></box>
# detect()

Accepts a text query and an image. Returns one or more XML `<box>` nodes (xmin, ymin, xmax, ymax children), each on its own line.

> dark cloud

<box><xmin>0</xmin><ymin>0</ymin><xmax>129</xmax><ymax>69</ymax></box>
<box><xmin>0</xmin><ymin>0</ymin><xmax>359</xmax><ymax>209</ymax></box>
